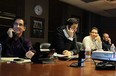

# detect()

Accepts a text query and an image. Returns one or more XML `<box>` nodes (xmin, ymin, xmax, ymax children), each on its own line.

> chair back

<box><xmin>40</xmin><ymin>43</ymin><xmax>51</xmax><ymax>49</ymax></box>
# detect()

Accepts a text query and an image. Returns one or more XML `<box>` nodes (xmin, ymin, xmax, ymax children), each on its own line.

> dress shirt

<box><xmin>63</xmin><ymin>29</ymin><xmax>73</xmax><ymax>41</ymax></box>
<box><xmin>82</xmin><ymin>36</ymin><xmax>102</xmax><ymax>51</ymax></box>
<box><xmin>0</xmin><ymin>33</ymin><xmax>34</xmax><ymax>58</ymax></box>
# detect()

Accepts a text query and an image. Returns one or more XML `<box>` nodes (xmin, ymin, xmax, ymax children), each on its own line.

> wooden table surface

<box><xmin>0</xmin><ymin>59</ymin><xmax>116</xmax><ymax>76</ymax></box>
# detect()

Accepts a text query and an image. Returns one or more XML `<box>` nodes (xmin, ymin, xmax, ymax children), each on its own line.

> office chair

<box><xmin>32</xmin><ymin>43</ymin><xmax>55</xmax><ymax>64</ymax></box>
<box><xmin>39</xmin><ymin>43</ymin><xmax>55</xmax><ymax>63</ymax></box>
<box><xmin>40</xmin><ymin>43</ymin><xmax>51</xmax><ymax>49</ymax></box>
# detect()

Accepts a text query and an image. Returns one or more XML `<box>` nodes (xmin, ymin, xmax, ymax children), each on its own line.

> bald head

<box><xmin>103</xmin><ymin>33</ymin><xmax>110</xmax><ymax>41</ymax></box>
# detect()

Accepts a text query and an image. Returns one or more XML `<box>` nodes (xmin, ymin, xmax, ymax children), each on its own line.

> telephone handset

<box><xmin>12</xmin><ymin>32</ymin><xmax>19</xmax><ymax>39</ymax></box>
<box><xmin>66</xmin><ymin>25</ymin><xmax>75</xmax><ymax>38</ymax></box>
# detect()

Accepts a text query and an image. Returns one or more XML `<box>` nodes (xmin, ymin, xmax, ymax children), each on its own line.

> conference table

<box><xmin>0</xmin><ymin>59</ymin><xmax>116</xmax><ymax>76</ymax></box>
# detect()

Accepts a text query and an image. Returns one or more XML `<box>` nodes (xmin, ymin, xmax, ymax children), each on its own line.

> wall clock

<box><xmin>34</xmin><ymin>5</ymin><xmax>43</xmax><ymax>15</ymax></box>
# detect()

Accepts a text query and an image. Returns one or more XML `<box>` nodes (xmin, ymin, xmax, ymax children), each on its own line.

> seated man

<box><xmin>0</xmin><ymin>17</ymin><xmax>35</xmax><ymax>58</ymax></box>
<box><xmin>102</xmin><ymin>33</ymin><xmax>112</xmax><ymax>51</ymax></box>
<box><xmin>51</xmin><ymin>18</ymin><xmax>80</xmax><ymax>56</ymax></box>
<box><xmin>82</xmin><ymin>27</ymin><xmax>102</xmax><ymax>57</ymax></box>
<box><xmin>0</xmin><ymin>18</ymin><xmax>53</xmax><ymax>63</ymax></box>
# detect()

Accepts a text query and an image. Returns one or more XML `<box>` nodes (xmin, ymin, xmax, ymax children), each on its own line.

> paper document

<box><xmin>53</xmin><ymin>53</ymin><xmax>67</xmax><ymax>57</ymax></box>
<box><xmin>40</xmin><ymin>49</ymin><xmax>50</xmax><ymax>52</ymax></box>
<box><xmin>1</xmin><ymin>57</ymin><xmax>19</xmax><ymax>62</ymax></box>
<box><xmin>53</xmin><ymin>52</ymin><xmax>78</xmax><ymax>58</ymax></box>
<box><xmin>1</xmin><ymin>57</ymin><xmax>31</xmax><ymax>63</ymax></box>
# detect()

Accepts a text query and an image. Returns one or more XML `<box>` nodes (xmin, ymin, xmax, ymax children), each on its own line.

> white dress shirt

<box><xmin>82</xmin><ymin>36</ymin><xmax>102</xmax><ymax>51</ymax></box>
<box><xmin>63</xmin><ymin>29</ymin><xmax>73</xmax><ymax>41</ymax></box>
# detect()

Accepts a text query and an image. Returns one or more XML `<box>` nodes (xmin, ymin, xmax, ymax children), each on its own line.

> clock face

<box><xmin>34</xmin><ymin>5</ymin><xmax>43</xmax><ymax>15</ymax></box>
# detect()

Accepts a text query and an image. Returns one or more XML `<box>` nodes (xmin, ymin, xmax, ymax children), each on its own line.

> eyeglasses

<box><xmin>13</xmin><ymin>22</ymin><xmax>23</xmax><ymax>26</ymax></box>
<box><xmin>91</xmin><ymin>32</ymin><xmax>98</xmax><ymax>34</ymax></box>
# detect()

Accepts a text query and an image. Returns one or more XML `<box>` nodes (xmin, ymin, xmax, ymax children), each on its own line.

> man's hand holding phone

<box><xmin>7</xmin><ymin>28</ymin><xmax>15</xmax><ymax>38</ymax></box>
<box><xmin>66</xmin><ymin>26</ymin><xmax>74</xmax><ymax>38</ymax></box>
<box><xmin>7</xmin><ymin>28</ymin><xmax>19</xmax><ymax>38</ymax></box>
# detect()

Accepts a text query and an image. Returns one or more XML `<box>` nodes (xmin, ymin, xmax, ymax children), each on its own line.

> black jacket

<box><xmin>51</xmin><ymin>26</ymin><xmax>79</xmax><ymax>54</ymax></box>
<box><xmin>102</xmin><ymin>40</ymin><xmax>111</xmax><ymax>51</ymax></box>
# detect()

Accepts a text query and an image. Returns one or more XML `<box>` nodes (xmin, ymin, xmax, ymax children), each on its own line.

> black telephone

<box><xmin>66</xmin><ymin>25</ymin><xmax>71</xmax><ymax>30</ymax></box>
<box><xmin>12</xmin><ymin>32</ymin><xmax>19</xmax><ymax>39</ymax></box>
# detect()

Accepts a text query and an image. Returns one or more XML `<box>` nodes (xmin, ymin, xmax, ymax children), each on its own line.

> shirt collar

<box><xmin>63</xmin><ymin>28</ymin><xmax>69</xmax><ymax>38</ymax></box>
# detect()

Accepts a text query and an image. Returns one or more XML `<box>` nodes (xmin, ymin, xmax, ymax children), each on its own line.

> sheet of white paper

<box><xmin>1</xmin><ymin>57</ymin><xmax>31</xmax><ymax>63</ymax></box>
<box><xmin>40</xmin><ymin>49</ymin><xmax>50</xmax><ymax>52</ymax></box>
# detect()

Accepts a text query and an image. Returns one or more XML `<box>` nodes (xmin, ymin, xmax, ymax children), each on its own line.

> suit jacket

<box><xmin>102</xmin><ymin>40</ymin><xmax>111</xmax><ymax>51</ymax></box>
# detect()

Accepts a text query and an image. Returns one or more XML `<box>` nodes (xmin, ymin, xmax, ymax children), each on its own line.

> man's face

<box><xmin>70</xmin><ymin>23</ymin><xmax>78</xmax><ymax>33</ymax></box>
<box><xmin>90</xmin><ymin>29</ymin><xmax>98</xmax><ymax>39</ymax></box>
<box><xmin>103</xmin><ymin>34</ymin><xmax>109</xmax><ymax>41</ymax></box>
<box><xmin>13</xmin><ymin>19</ymin><xmax>25</xmax><ymax>36</ymax></box>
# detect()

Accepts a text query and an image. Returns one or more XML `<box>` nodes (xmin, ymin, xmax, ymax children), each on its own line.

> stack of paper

<box><xmin>1</xmin><ymin>57</ymin><xmax>31</xmax><ymax>63</ymax></box>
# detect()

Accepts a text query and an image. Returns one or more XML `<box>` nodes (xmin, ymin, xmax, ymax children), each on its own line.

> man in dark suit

<box><xmin>102</xmin><ymin>33</ymin><xmax>112</xmax><ymax>51</ymax></box>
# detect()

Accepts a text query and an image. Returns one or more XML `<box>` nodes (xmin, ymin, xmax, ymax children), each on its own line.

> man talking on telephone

<box><xmin>51</xmin><ymin>17</ymin><xmax>80</xmax><ymax>57</ymax></box>
<box><xmin>0</xmin><ymin>17</ymin><xmax>35</xmax><ymax>58</ymax></box>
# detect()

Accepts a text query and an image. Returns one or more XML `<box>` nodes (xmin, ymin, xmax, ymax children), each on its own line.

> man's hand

<box><xmin>108</xmin><ymin>38</ymin><xmax>111</xmax><ymax>44</ymax></box>
<box><xmin>63</xmin><ymin>50</ymin><xmax>73</xmax><ymax>57</ymax></box>
<box><xmin>7</xmin><ymin>28</ymin><xmax>14</xmax><ymax>38</ymax></box>
<box><xmin>25</xmin><ymin>51</ymin><xmax>35</xmax><ymax>59</ymax></box>
<box><xmin>95</xmin><ymin>34</ymin><xmax>101</xmax><ymax>42</ymax></box>
<box><xmin>66</xmin><ymin>26</ymin><xmax>74</xmax><ymax>38</ymax></box>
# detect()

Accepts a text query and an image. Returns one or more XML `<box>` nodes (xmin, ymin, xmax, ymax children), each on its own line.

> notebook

<box><xmin>1</xmin><ymin>57</ymin><xmax>31</xmax><ymax>63</ymax></box>
<box><xmin>53</xmin><ymin>53</ymin><xmax>78</xmax><ymax>61</ymax></box>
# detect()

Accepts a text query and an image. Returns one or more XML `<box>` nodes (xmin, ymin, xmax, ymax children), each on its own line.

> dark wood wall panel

<box><xmin>102</xmin><ymin>28</ymin><xmax>116</xmax><ymax>45</ymax></box>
